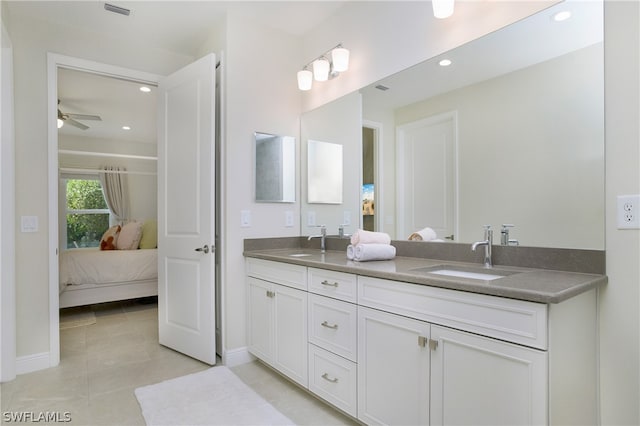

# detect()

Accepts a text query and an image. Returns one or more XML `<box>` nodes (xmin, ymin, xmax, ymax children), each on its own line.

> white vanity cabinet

<box><xmin>245</xmin><ymin>256</ymin><xmax>598</xmax><ymax>426</ymax></box>
<box><xmin>246</xmin><ymin>259</ymin><xmax>308</xmax><ymax>388</ymax></box>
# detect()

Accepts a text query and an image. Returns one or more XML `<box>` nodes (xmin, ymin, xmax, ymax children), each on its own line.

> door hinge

<box><xmin>429</xmin><ymin>339</ymin><xmax>439</xmax><ymax>351</ymax></box>
<box><xmin>266</xmin><ymin>290</ymin><xmax>275</xmax><ymax>298</ymax></box>
<box><xmin>418</xmin><ymin>336</ymin><xmax>428</xmax><ymax>347</ymax></box>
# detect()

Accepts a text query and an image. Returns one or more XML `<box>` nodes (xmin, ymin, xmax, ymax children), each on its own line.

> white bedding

<box><xmin>60</xmin><ymin>248</ymin><xmax>158</xmax><ymax>293</ymax></box>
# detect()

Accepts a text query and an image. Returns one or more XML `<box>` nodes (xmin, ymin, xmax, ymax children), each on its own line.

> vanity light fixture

<box><xmin>297</xmin><ymin>44</ymin><xmax>350</xmax><ymax>91</ymax></box>
<box><xmin>122</xmin><ymin>126</ymin><xmax>131</xmax><ymax>130</ymax></box>
<box><xmin>432</xmin><ymin>0</ymin><xmax>455</xmax><ymax>19</ymax></box>
<box><xmin>439</xmin><ymin>59</ymin><xmax>452</xmax><ymax>67</ymax></box>
<box><xmin>139</xmin><ymin>86</ymin><xmax>151</xmax><ymax>93</ymax></box>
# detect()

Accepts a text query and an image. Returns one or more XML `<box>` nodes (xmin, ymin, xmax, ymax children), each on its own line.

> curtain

<box><xmin>99</xmin><ymin>166</ymin><xmax>130</xmax><ymax>224</ymax></box>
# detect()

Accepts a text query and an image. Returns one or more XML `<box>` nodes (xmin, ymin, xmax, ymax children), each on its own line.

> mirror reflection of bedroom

<box><xmin>56</xmin><ymin>68</ymin><xmax>161</xmax><ymax>361</ymax></box>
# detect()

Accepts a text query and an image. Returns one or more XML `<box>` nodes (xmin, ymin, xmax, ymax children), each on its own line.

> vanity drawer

<box><xmin>308</xmin><ymin>268</ymin><xmax>357</xmax><ymax>302</ymax></box>
<box><xmin>308</xmin><ymin>294</ymin><xmax>357</xmax><ymax>361</ymax></box>
<box><xmin>358</xmin><ymin>276</ymin><xmax>548</xmax><ymax>350</ymax></box>
<box><xmin>308</xmin><ymin>343</ymin><xmax>357</xmax><ymax>418</ymax></box>
<box><xmin>245</xmin><ymin>258</ymin><xmax>307</xmax><ymax>290</ymax></box>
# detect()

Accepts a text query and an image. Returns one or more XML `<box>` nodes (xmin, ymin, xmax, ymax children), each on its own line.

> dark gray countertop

<box><xmin>243</xmin><ymin>248</ymin><xmax>607</xmax><ymax>304</ymax></box>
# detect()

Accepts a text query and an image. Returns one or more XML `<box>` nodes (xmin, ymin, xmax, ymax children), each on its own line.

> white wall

<box><xmin>221</xmin><ymin>12</ymin><xmax>302</xmax><ymax>353</ymax></box>
<box><xmin>601</xmin><ymin>1</ymin><xmax>640</xmax><ymax>424</ymax></box>
<box><xmin>7</xmin><ymin>10</ymin><xmax>192</xmax><ymax>360</ymax></box>
<box><xmin>1</xmin><ymin>6</ymin><xmax>16</xmax><ymax>382</ymax></box>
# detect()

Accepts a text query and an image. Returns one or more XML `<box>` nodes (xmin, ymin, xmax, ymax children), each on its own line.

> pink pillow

<box><xmin>117</xmin><ymin>221</ymin><xmax>143</xmax><ymax>250</ymax></box>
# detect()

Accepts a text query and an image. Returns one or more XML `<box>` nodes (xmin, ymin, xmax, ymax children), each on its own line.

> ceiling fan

<box><xmin>57</xmin><ymin>99</ymin><xmax>101</xmax><ymax>130</ymax></box>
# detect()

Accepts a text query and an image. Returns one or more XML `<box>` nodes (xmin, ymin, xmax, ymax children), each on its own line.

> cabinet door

<box><xmin>247</xmin><ymin>277</ymin><xmax>274</xmax><ymax>363</ymax></box>
<box><xmin>430</xmin><ymin>325</ymin><xmax>548</xmax><ymax>426</ymax></box>
<box><xmin>358</xmin><ymin>306</ymin><xmax>430</xmax><ymax>426</ymax></box>
<box><xmin>273</xmin><ymin>284</ymin><xmax>308</xmax><ymax>388</ymax></box>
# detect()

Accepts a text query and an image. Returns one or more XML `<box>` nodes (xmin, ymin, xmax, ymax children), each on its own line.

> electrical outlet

<box><xmin>617</xmin><ymin>195</ymin><xmax>640</xmax><ymax>229</ymax></box>
<box><xmin>343</xmin><ymin>211</ymin><xmax>351</xmax><ymax>226</ymax></box>
<box><xmin>285</xmin><ymin>211</ymin><xmax>294</xmax><ymax>228</ymax></box>
<box><xmin>307</xmin><ymin>211</ymin><xmax>316</xmax><ymax>227</ymax></box>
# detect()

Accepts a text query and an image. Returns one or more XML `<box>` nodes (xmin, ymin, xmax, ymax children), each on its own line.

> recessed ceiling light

<box><xmin>139</xmin><ymin>86</ymin><xmax>151</xmax><ymax>93</ymax></box>
<box><xmin>122</xmin><ymin>126</ymin><xmax>131</xmax><ymax>130</ymax></box>
<box><xmin>439</xmin><ymin>59</ymin><xmax>452</xmax><ymax>67</ymax></box>
<box><xmin>553</xmin><ymin>10</ymin><xmax>572</xmax><ymax>22</ymax></box>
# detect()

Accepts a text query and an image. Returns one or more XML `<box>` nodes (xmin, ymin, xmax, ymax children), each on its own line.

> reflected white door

<box><xmin>158</xmin><ymin>54</ymin><xmax>216</xmax><ymax>365</ymax></box>
<box><xmin>396</xmin><ymin>112</ymin><xmax>456</xmax><ymax>241</ymax></box>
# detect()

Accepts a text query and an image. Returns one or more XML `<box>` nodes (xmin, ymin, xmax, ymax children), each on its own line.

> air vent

<box><xmin>375</xmin><ymin>85</ymin><xmax>390</xmax><ymax>91</ymax></box>
<box><xmin>104</xmin><ymin>3</ymin><xmax>130</xmax><ymax>16</ymax></box>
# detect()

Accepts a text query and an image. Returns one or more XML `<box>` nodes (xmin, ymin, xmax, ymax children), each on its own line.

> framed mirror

<box><xmin>254</xmin><ymin>132</ymin><xmax>296</xmax><ymax>203</ymax></box>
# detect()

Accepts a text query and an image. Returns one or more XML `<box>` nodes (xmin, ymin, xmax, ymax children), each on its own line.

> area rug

<box><xmin>134</xmin><ymin>366</ymin><xmax>295</xmax><ymax>426</ymax></box>
<box><xmin>59</xmin><ymin>308</ymin><xmax>96</xmax><ymax>329</ymax></box>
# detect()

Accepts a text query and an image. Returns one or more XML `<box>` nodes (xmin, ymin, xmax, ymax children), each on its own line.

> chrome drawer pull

<box><xmin>321</xmin><ymin>321</ymin><xmax>339</xmax><ymax>330</ymax></box>
<box><xmin>321</xmin><ymin>280</ymin><xmax>339</xmax><ymax>287</ymax></box>
<box><xmin>321</xmin><ymin>373</ymin><xmax>339</xmax><ymax>383</ymax></box>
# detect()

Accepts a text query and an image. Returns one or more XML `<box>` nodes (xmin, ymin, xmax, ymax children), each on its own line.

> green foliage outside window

<box><xmin>66</xmin><ymin>179</ymin><xmax>110</xmax><ymax>248</ymax></box>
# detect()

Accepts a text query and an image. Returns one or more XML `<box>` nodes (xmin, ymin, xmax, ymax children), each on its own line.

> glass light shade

<box><xmin>297</xmin><ymin>69</ymin><xmax>313</xmax><ymax>91</ymax></box>
<box><xmin>432</xmin><ymin>0</ymin><xmax>454</xmax><ymax>19</ymax></box>
<box><xmin>313</xmin><ymin>58</ymin><xmax>330</xmax><ymax>81</ymax></box>
<box><xmin>57</xmin><ymin>118</ymin><xmax>64</xmax><ymax>129</ymax></box>
<box><xmin>331</xmin><ymin>47</ymin><xmax>350</xmax><ymax>72</ymax></box>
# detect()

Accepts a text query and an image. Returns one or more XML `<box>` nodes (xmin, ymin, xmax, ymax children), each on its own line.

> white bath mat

<box><xmin>134</xmin><ymin>366</ymin><xmax>295</xmax><ymax>426</ymax></box>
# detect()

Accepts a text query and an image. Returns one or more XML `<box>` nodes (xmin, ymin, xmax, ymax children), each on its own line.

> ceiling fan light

<box><xmin>57</xmin><ymin>118</ymin><xmax>64</xmax><ymax>129</ymax></box>
<box><xmin>332</xmin><ymin>47</ymin><xmax>350</xmax><ymax>72</ymax></box>
<box><xmin>313</xmin><ymin>57</ymin><xmax>330</xmax><ymax>81</ymax></box>
<box><xmin>432</xmin><ymin>0</ymin><xmax>455</xmax><ymax>19</ymax></box>
<box><xmin>297</xmin><ymin>69</ymin><xmax>313</xmax><ymax>91</ymax></box>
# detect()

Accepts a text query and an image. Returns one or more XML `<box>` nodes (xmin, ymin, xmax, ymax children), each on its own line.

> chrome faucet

<box><xmin>308</xmin><ymin>225</ymin><xmax>327</xmax><ymax>253</ymax></box>
<box><xmin>338</xmin><ymin>224</ymin><xmax>350</xmax><ymax>239</ymax></box>
<box><xmin>471</xmin><ymin>225</ymin><xmax>493</xmax><ymax>268</ymax></box>
<box><xmin>500</xmin><ymin>224</ymin><xmax>520</xmax><ymax>246</ymax></box>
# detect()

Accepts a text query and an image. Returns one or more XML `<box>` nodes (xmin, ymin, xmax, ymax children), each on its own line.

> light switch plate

<box><xmin>307</xmin><ymin>211</ymin><xmax>316</xmax><ymax>227</ymax></box>
<box><xmin>343</xmin><ymin>211</ymin><xmax>351</xmax><ymax>226</ymax></box>
<box><xmin>21</xmin><ymin>216</ymin><xmax>39</xmax><ymax>233</ymax></box>
<box><xmin>240</xmin><ymin>210</ymin><xmax>251</xmax><ymax>228</ymax></box>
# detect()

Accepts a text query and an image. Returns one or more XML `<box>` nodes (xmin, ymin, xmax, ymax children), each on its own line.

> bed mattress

<box><xmin>60</xmin><ymin>248</ymin><xmax>158</xmax><ymax>292</ymax></box>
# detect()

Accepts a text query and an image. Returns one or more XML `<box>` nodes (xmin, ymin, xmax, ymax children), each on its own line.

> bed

<box><xmin>59</xmin><ymin>247</ymin><xmax>158</xmax><ymax>308</ymax></box>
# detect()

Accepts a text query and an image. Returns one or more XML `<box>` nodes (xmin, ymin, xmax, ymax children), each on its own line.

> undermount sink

<box><xmin>410</xmin><ymin>265</ymin><xmax>519</xmax><ymax>281</ymax></box>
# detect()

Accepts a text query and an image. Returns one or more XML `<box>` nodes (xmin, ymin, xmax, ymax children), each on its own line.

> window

<box><xmin>64</xmin><ymin>177</ymin><xmax>110</xmax><ymax>248</ymax></box>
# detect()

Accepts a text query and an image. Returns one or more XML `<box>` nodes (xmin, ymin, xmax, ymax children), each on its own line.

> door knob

<box><xmin>195</xmin><ymin>245</ymin><xmax>209</xmax><ymax>254</ymax></box>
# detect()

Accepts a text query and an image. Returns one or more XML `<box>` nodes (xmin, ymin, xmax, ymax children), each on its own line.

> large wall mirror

<box><xmin>254</xmin><ymin>132</ymin><xmax>296</xmax><ymax>203</ymax></box>
<box><xmin>303</xmin><ymin>1</ymin><xmax>604</xmax><ymax>250</ymax></box>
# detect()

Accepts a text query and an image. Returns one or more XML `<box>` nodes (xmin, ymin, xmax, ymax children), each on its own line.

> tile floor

<box><xmin>0</xmin><ymin>299</ymin><xmax>358</xmax><ymax>425</ymax></box>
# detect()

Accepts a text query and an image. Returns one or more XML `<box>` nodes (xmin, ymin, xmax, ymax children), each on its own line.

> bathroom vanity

<box><xmin>244</xmin><ymin>239</ymin><xmax>606</xmax><ymax>426</ymax></box>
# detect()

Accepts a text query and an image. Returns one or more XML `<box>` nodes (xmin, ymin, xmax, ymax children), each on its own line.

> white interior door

<box><xmin>158</xmin><ymin>54</ymin><xmax>216</xmax><ymax>365</ymax></box>
<box><xmin>396</xmin><ymin>112</ymin><xmax>457</xmax><ymax>240</ymax></box>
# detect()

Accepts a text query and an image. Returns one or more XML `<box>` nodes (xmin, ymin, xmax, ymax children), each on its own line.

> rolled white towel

<box><xmin>408</xmin><ymin>227</ymin><xmax>438</xmax><ymax>241</ymax></box>
<box><xmin>350</xmin><ymin>229</ymin><xmax>391</xmax><ymax>246</ymax></box>
<box><xmin>353</xmin><ymin>243</ymin><xmax>396</xmax><ymax>262</ymax></box>
<box><xmin>347</xmin><ymin>244</ymin><xmax>355</xmax><ymax>260</ymax></box>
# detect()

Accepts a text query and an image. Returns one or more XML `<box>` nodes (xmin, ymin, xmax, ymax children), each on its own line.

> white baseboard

<box><xmin>16</xmin><ymin>352</ymin><xmax>50</xmax><ymax>375</ymax></box>
<box><xmin>223</xmin><ymin>347</ymin><xmax>255</xmax><ymax>367</ymax></box>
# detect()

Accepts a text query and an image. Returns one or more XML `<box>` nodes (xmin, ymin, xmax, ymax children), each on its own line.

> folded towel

<box><xmin>350</xmin><ymin>229</ymin><xmax>391</xmax><ymax>246</ymax></box>
<box><xmin>408</xmin><ymin>227</ymin><xmax>438</xmax><ymax>241</ymax></box>
<box><xmin>353</xmin><ymin>243</ymin><xmax>396</xmax><ymax>262</ymax></box>
<box><xmin>347</xmin><ymin>244</ymin><xmax>355</xmax><ymax>260</ymax></box>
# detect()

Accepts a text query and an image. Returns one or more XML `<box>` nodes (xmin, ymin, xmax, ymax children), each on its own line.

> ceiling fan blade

<box><xmin>65</xmin><ymin>118</ymin><xmax>90</xmax><ymax>130</ymax></box>
<box><xmin>67</xmin><ymin>113</ymin><xmax>102</xmax><ymax>121</ymax></box>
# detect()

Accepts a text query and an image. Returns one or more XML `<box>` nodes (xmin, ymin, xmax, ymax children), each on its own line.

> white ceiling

<box><xmin>7</xmin><ymin>1</ymin><xmax>347</xmax><ymax>144</ymax></box>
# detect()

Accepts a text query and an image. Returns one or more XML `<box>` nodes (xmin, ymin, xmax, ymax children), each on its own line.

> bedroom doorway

<box><xmin>48</xmin><ymin>54</ymin><xmax>222</xmax><ymax>370</ymax></box>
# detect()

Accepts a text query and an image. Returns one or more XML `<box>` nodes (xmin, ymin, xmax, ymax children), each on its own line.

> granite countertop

<box><xmin>243</xmin><ymin>248</ymin><xmax>608</xmax><ymax>304</ymax></box>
